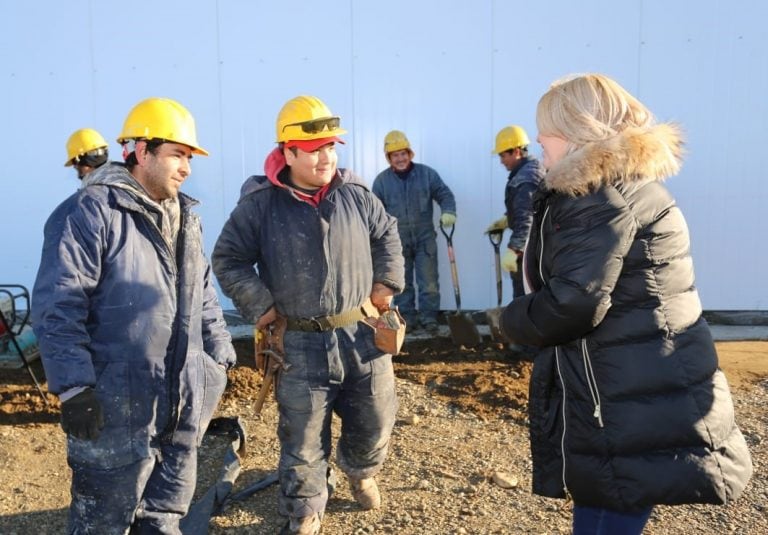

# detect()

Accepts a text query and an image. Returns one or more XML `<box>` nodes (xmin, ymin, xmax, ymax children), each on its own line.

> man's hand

<box><xmin>61</xmin><ymin>389</ymin><xmax>104</xmax><ymax>441</ymax></box>
<box><xmin>440</xmin><ymin>212</ymin><xmax>456</xmax><ymax>227</ymax></box>
<box><xmin>370</xmin><ymin>282</ymin><xmax>395</xmax><ymax>312</ymax></box>
<box><xmin>485</xmin><ymin>215</ymin><xmax>508</xmax><ymax>234</ymax></box>
<box><xmin>501</xmin><ymin>248</ymin><xmax>521</xmax><ymax>273</ymax></box>
<box><xmin>255</xmin><ymin>307</ymin><xmax>277</xmax><ymax>330</ymax></box>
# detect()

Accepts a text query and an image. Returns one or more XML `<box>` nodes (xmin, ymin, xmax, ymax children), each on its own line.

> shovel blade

<box><xmin>446</xmin><ymin>312</ymin><xmax>482</xmax><ymax>347</ymax></box>
<box><xmin>485</xmin><ymin>307</ymin><xmax>509</xmax><ymax>343</ymax></box>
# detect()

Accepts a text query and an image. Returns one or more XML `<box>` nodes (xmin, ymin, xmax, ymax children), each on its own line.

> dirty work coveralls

<box><xmin>372</xmin><ymin>162</ymin><xmax>455</xmax><ymax>326</ymax></box>
<box><xmin>212</xmin><ymin>148</ymin><xmax>405</xmax><ymax>518</ymax></box>
<box><xmin>32</xmin><ymin>163</ymin><xmax>235</xmax><ymax>534</ymax></box>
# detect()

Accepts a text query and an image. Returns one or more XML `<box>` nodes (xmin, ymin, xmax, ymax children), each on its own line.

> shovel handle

<box><xmin>494</xmin><ymin>258</ymin><xmax>502</xmax><ymax>307</ymax></box>
<box><xmin>448</xmin><ymin>247</ymin><xmax>461</xmax><ymax>311</ymax></box>
<box><xmin>440</xmin><ymin>222</ymin><xmax>463</xmax><ymax>310</ymax></box>
<box><xmin>488</xmin><ymin>231</ymin><xmax>504</xmax><ymax>306</ymax></box>
<box><xmin>439</xmin><ymin>221</ymin><xmax>455</xmax><ymax>244</ymax></box>
<box><xmin>487</xmin><ymin>229</ymin><xmax>504</xmax><ymax>249</ymax></box>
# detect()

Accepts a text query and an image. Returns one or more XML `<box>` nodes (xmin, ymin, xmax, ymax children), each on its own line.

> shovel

<box><xmin>439</xmin><ymin>222</ymin><xmax>482</xmax><ymax>347</ymax></box>
<box><xmin>485</xmin><ymin>230</ymin><xmax>509</xmax><ymax>343</ymax></box>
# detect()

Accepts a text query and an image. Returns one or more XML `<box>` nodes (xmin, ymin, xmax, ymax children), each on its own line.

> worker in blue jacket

<box><xmin>33</xmin><ymin>97</ymin><xmax>235</xmax><ymax>534</ymax></box>
<box><xmin>486</xmin><ymin>125</ymin><xmax>544</xmax><ymax>300</ymax></box>
<box><xmin>372</xmin><ymin>130</ymin><xmax>456</xmax><ymax>334</ymax></box>
<box><xmin>213</xmin><ymin>95</ymin><xmax>405</xmax><ymax>535</ymax></box>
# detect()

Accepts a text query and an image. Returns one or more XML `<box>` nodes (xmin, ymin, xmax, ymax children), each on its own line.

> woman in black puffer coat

<box><xmin>501</xmin><ymin>74</ymin><xmax>752</xmax><ymax>535</ymax></box>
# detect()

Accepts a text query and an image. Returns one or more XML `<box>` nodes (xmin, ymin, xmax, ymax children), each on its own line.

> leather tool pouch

<box><xmin>367</xmin><ymin>308</ymin><xmax>406</xmax><ymax>355</ymax></box>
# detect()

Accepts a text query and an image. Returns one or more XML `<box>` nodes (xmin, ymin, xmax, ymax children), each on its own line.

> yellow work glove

<box><xmin>485</xmin><ymin>215</ymin><xmax>507</xmax><ymax>234</ymax></box>
<box><xmin>501</xmin><ymin>248</ymin><xmax>520</xmax><ymax>273</ymax></box>
<box><xmin>440</xmin><ymin>213</ymin><xmax>456</xmax><ymax>226</ymax></box>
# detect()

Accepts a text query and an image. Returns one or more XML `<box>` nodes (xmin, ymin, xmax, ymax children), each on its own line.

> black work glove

<box><xmin>61</xmin><ymin>389</ymin><xmax>104</xmax><ymax>441</ymax></box>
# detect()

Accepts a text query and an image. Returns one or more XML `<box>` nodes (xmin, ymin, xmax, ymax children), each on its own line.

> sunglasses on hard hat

<box><xmin>72</xmin><ymin>147</ymin><xmax>107</xmax><ymax>165</ymax></box>
<box><xmin>282</xmin><ymin>116</ymin><xmax>341</xmax><ymax>134</ymax></box>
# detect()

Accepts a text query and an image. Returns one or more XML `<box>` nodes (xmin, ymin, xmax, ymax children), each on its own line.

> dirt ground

<box><xmin>0</xmin><ymin>336</ymin><xmax>766</xmax><ymax>533</ymax></box>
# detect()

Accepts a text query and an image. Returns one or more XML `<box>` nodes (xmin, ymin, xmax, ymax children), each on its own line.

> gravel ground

<box><xmin>203</xmin><ymin>377</ymin><xmax>767</xmax><ymax>534</ymax></box>
<box><xmin>0</xmin><ymin>339</ymin><xmax>765</xmax><ymax>534</ymax></box>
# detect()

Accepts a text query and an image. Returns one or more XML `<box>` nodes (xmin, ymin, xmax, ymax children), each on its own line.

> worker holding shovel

<box><xmin>486</xmin><ymin>125</ymin><xmax>544</xmax><ymax>299</ymax></box>
<box><xmin>373</xmin><ymin>130</ymin><xmax>456</xmax><ymax>334</ymax></box>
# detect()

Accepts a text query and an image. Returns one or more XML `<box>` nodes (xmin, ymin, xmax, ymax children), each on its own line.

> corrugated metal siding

<box><xmin>1</xmin><ymin>0</ymin><xmax>765</xmax><ymax>310</ymax></box>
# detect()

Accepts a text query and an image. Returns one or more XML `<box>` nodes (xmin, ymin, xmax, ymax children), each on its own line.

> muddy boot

<box><xmin>279</xmin><ymin>513</ymin><xmax>322</xmax><ymax>535</ymax></box>
<box><xmin>349</xmin><ymin>477</ymin><xmax>381</xmax><ymax>510</ymax></box>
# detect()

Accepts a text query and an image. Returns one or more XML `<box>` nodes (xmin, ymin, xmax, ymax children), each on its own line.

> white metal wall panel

<box><xmin>638</xmin><ymin>1</ymin><xmax>768</xmax><ymax>309</ymax></box>
<box><xmin>1</xmin><ymin>0</ymin><xmax>766</xmax><ymax>311</ymax></box>
<box><xmin>350</xmin><ymin>1</ymin><xmax>495</xmax><ymax>311</ymax></box>
<box><xmin>489</xmin><ymin>0</ymin><xmax>647</xmax><ymax>306</ymax></box>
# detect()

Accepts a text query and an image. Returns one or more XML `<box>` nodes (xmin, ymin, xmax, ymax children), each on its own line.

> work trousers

<box><xmin>67</xmin><ymin>441</ymin><xmax>196</xmax><ymax>534</ymax></box>
<box><xmin>394</xmin><ymin>235</ymin><xmax>440</xmax><ymax>325</ymax></box>
<box><xmin>275</xmin><ymin>322</ymin><xmax>398</xmax><ymax>518</ymax></box>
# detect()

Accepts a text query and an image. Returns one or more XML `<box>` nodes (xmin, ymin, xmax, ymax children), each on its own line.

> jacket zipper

<box><xmin>553</xmin><ymin>346</ymin><xmax>572</xmax><ymax>502</ymax></box>
<box><xmin>139</xmin><ymin>207</ymin><xmax>182</xmax><ymax>440</ymax></box>
<box><xmin>542</xmin><ymin>207</ymin><xmax>571</xmax><ymax>499</ymax></box>
<box><xmin>581</xmin><ymin>338</ymin><xmax>604</xmax><ymax>427</ymax></box>
<box><xmin>537</xmin><ymin>206</ymin><xmax>550</xmax><ymax>284</ymax></box>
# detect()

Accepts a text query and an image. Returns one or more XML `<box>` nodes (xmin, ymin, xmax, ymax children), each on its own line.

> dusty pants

<box><xmin>67</xmin><ymin>442</ymin><xmax>196</xmax><ymax>534</ymax></box>
<box><xmin>275</xmin><ymin>323</ymin><xmax>398</xmax><ymax>518</ymax></box>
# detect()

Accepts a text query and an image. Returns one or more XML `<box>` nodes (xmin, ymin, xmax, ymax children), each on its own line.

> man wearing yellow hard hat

<box><xmin>213</xmin><ymin>95</ymin><xmax>404</xmax><ymax>535</ymax></box>
<box><xmin>487</xmin><ymin>125</ymin><xmax>544</xmax><ymax>299</ymax></box>
<box><xmin>64</xmin><ymin>127</ymin><xmax>109</xmax><ymax>180</ymax></box>
<box><xmin>372</xmin><ymin>130</ymin><xmax>456</xmax><ymax>334</ymax></box>
<box><xmin>33</xmin><ymin>97</ymin><xmax>235</xmax><ymax>533</ymax></box>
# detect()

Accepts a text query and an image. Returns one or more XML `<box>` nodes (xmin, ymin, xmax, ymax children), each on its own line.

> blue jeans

<box><xmin>573</xmin><ymin>504</ymin><xmax>653</xmax><ymax>535</ymax></box>
<box><xmin>394</xmin><ymin>236</ymin><xmax>440</xmax><ymax>324</ymax></box>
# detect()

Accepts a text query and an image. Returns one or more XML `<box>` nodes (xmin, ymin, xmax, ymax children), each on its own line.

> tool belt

<box><xmin>286</xmin><ymin>300</ymin><xmax>376</xmax><ymax>332</ymax></box>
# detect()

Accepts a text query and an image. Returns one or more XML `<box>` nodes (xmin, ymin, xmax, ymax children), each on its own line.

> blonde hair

<box><xmin>536</xmin><ymin>74</ymin><xmax>654</xmax><ymax>147</ymax></box>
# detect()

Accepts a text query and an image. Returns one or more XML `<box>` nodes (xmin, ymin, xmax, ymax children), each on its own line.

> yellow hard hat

<box><xmin>117</xmin><ymin>97</ymin><xmax>208</xmax><ymax>156</ymax></box>
<box><xmin>276</xmin><ymin>95</ymin><xmax>347</xmax><ymax>143</ymax></box>
<box><xmin>492</xmin><ymin>125</ymin><xmax>530</xmax><ymax>154</ymax></box>
<box><xmin>383</xmin><ymin>130</ymin><xmax>412</xmax><ymax>155</ymax></box>
<box><xmin>65</xmin><ymin>128</ymin><xmax>108</xmax><ymax>166</ymax></box>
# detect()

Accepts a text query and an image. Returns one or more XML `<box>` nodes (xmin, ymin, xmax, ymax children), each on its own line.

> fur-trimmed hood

<box><xmin>544</xmin><ymin>123</ymin><xmax>684</xmax><ymax>196</ymax></box>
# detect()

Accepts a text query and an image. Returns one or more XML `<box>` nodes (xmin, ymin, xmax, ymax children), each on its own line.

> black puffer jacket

<box><xmin>502</xmin><ymin>124</ymin><xmax>752</xmax><ymax>511</ymax></box>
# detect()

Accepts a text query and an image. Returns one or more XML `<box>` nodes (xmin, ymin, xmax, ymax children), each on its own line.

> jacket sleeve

<box><xmin>212</xmin><ymin>197</ymin><xmax>275</xmax><ymax>324</ymax></box>
<box><xmin>428</xmin><ymin>167</ymin><xmax>456</xmax><ymax>214</ymax></box>
<box><xmin>502</xmin><ymin>191</ymin><xmax>636</xmax><ymax>346</ymax></box>
<box><xmin>31</xmin><ymin>195</ymin><xmax>103</xmax><ymax>394</ymax></box>
<box><xmin>505</xmin><ymin>161</ymin><xmax>544</xmax><ymax>250</ymax></box>
<box><xmin>506</xmin><ymin>181</ymin><xmax>538</xmax><ymax>251</ymax></box>
<box><xmin>367</xmin><ymin>191</ymin><xmax>405</xmax><ymax>293</ymax></box>
<box><xmin>201</xmin><ymin>257</ymin><xmax>237</xmax><ymax>368</ymax></box>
